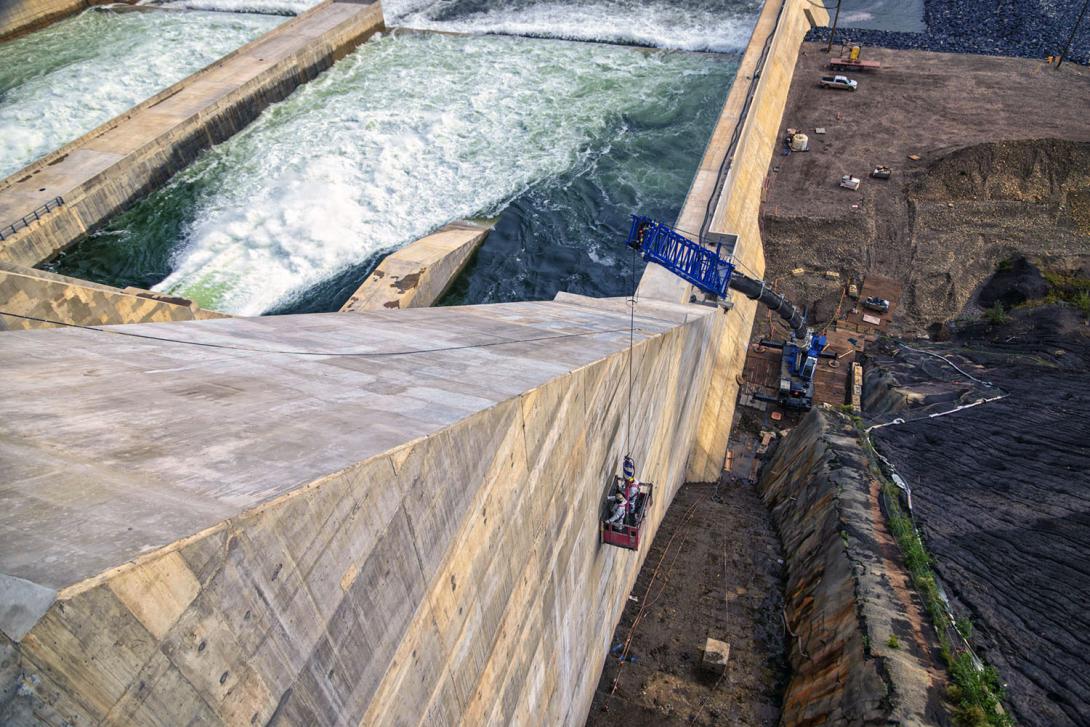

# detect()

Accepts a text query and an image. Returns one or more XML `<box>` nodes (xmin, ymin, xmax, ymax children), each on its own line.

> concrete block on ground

<box><xmin>702</xmin><ymin>637</ymin><xmax>731</xmax><ymax>675</ymax></box>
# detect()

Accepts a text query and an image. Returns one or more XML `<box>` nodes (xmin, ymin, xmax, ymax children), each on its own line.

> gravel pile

<box><xmin>807</xmin><ymin>0</ymin><xmax>1089</xmax><ymax>65</ymax></box>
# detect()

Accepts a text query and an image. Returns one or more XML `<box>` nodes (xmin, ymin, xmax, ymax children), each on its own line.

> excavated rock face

<box><xmin>759</xmin><ymin>409</ymin><xmax>948</xmax><ymax>726</ymax></box>
<box><xmin>762</xmin><ymin>135</ymin><xmax>1090</xmax><ymax>334</ymax></box>
<box><xmin>869</xmin><ymin>306</ymin><xmax>1090</xmax><ymax>727</ymax></box>
<box><xmin>904</xmin><ymin>139</ymin><xmax>1090</xmax><ymax>326</ymax></box>
<box><xmin>913</xmin><ymin>139</ymin><xmax>1090</xmax><ymax>206</ymax></box>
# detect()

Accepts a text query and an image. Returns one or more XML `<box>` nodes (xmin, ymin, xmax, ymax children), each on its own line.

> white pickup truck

<box><xmin>819</xmin><ymin>75</ymin><xmax>858</xmax><ymax>91</ymax></box>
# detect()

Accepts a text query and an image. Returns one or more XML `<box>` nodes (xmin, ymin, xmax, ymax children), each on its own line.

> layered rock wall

<box><xmin>759</xmin><ymin>409</ymin><xmax>946</xmax><ymax>725</ymax></box>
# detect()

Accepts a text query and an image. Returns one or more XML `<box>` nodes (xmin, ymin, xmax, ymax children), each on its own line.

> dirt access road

<box><xmin>585</xmin><ymin>480</ymin><xmax>786</xmax><ymax>726</ymax></box>
<box><xmin>761</xmin><ymin>43</ymin><xmax>1090</xmax><ymax>333</ymax></box>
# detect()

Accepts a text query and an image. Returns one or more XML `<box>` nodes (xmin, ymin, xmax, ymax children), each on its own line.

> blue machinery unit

<box><xmin>759</xmin><ymin>332</ymin><xmax>830</xmax><ymax>410</ymax></box>
<box><xmin>624</xmin><ymin>214</ymin><xmax>830</xmax><ymax>410</ymax></box>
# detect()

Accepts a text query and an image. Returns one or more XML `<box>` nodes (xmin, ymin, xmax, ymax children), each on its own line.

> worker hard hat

<box><xmin>623</xmin><ymin>456</ymin><xmax>635</xmax><ymax>479</ymax></box>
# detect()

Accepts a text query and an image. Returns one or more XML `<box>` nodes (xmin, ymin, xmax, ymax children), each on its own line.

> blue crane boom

<box><xmin>624</xmin><ymin>214</ymin><xmax>830</xmax><ymax>410</ymax></box>
<box><xmin>625</xmin><ymin>215</ymin><xmax>734</xmax><ymax>298</ymax></box>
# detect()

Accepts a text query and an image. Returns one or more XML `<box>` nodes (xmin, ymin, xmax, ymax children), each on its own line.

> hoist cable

<box><xmin>626</xmin><ymin>243</ymin><xmax>636</xmax><ymax>459</ymax></box>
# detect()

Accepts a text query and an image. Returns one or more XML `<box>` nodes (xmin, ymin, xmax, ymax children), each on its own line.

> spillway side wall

<box><xmin>0</xmin><ymin>265</ymin><xmax>227</xmax><ymax>330</ymax></box>
<box><xmin>0</xmin><ymin>0</ymin><xmax>87</xmax><ymax>42</ymax></box>
<box><xmin>0</xmin><ymin>1</ymin><xmax>385</xmax><ymax>267</ymax></box>
<box><xmin>684</xmin><ymin>0</ymin><xmax>826</xmax><ymax>481</ymax></box>
<box><xmin>0</xmin><ymin>306</ymin><xmax>714</xmax><ymax>727</ymax></box>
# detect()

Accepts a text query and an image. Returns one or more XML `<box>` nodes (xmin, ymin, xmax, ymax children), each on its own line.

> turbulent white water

<box><xmin>142</xmin><ymin>33</ymin><xmax>731</xmax><ymax>314</ymax></box>
<box><xmin>140</xmin><ymin>0</ymin><xmax>314</xmax><ymax>16</ymax></box>
<box><xmin>0</xmin><ymin>9</ymin><xmax>280</xmax><ymax>179</ymax></box>
<box><xmin>385</xmin><ymin>0</ymin><xmax>761</xmax><ymax>52</ymax></box>
<box><xmin>141</xmin><ymin>0</ymin><xmax>759</xmax><ymax>52</ymax></box>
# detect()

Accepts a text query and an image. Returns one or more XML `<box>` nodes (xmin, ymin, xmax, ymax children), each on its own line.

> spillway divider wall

<box><xmin>635</xmin><ymin>0</ymin><xmax>827</xmax><ymax>480</ymax></box>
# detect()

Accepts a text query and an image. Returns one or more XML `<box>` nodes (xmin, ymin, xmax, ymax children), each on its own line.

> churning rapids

<box><xmin>0</xmin><ymin>9</ymin><xmax>281</xmax><ymax>179</ymax></box>
<box><xmin>45</xmin><ymin>1</ymin><xmax>758</xmax><ymax>314</ymax></box>
<box><xmin>142</xmin><ymin>0</ymin><xmax>762</xmax><ymax>52</ymax></box>
<box><xmin>52</xmin><ymin>31</ymin><xmax>736</xmax><ymax>314</ymax></box>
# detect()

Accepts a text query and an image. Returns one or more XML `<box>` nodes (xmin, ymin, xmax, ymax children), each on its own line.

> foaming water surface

<box><xmin>384</xmin><ymin>0</ymin><xmax>761</xmax><ymax>52</ymax></box>
<box><xmin>140</xmin><ymin>0</ymin><xmax>315</xmax><ymax>16</ymax></box>
<box><xmin>0</xmin><ymin>9</ymin><xmax>282</xmax><ymax>179</ymax></box>
<box><xmin>139</xmin><ymin>0</ymin><xmax>761</xmax><ymax>53</ymax></box>
<box><xmin>52</xmin><ymin>32</ymin><xmax>737</xmax><ymax>315</ymax></box>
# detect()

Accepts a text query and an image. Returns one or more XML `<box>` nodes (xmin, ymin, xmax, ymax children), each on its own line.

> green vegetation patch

<box><xmin>1042</xmin><ymin>271</ymin><xmax>1090</xmax><ymax>318</ymax></box>
<box><xmin>854</xmin><ymin>419</ymin><xmax>1013</xmax><ymax>726</ymax></box>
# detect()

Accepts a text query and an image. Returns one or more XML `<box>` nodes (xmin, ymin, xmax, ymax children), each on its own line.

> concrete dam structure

<box><xmin>0</xmin><ymin>0</ymin><xmax>89</xmax><ymax>41</ymax></box>
<box><xmin>0</xmin><ymin>0</ymin><xmax>828</xmax><ymax>724</ymax></box>
<box><xmin>0</xmin><ymin>298</ymin><xmax>717</xmax><ymax>725</ymax></box>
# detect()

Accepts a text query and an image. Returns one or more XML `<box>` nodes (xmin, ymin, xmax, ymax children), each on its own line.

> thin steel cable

<box><xmin>627</xmin><ymin>243</ymin><xmax>636</xmax><ymax>459</ymax></box>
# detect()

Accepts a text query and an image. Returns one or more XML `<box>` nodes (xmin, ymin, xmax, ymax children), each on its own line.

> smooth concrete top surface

<box><xmin>0</xmin><ymin>299</ymin><xmax>702</xmax><ymax>596</ymax></box>
<box><xmin>0</xmin><ymin>1</ymin><xmax>376</xmax><ymax>230</ymax></box>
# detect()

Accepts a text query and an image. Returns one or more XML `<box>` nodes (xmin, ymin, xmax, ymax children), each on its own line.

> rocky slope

<box><xmin>808</xmin><ymin>0</ymin><xmax>1090</xmax><ymax>64</ymax></box>
<box><xmin>868</xmin><ymin>305</ymin><xmax>1090</xmax><ymax>726</ymax></box>
<box><xmin>759</xmin><ymin>409</ymin><xmax>948</xmax><ymax>725</ymax></box>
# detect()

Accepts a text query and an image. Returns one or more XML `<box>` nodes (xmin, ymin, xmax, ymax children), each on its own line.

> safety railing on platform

<box><xmin>0</xmin><ymin>196</ymin><xmax>64</xmax><ymax>241</ymax></box>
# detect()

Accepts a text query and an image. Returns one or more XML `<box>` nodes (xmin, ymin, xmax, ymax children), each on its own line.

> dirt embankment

<box><xmin>759</xmin><ymin>409</ymin><xmax>948</xmax><ymax>725</ymax></box>
<box><xmin>868</xmin><ymin>306</ymin><xmax>1090</xmax><ymax>727</ymax></box>
<box><xmin>586</xmin><ymin>481</ymin><xmax>787</xmax><ymax>726</ymax></box>
<box><xmin>760</xmin><ymin>45</ymin><xmax>1090</xmax><ymax>334</ymax></box>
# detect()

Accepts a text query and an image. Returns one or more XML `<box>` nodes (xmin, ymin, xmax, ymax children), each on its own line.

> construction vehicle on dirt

<box><xmin>623</xmin><ymin>214</ymin><xmax>829</xmax><ymax>411</ymax></box>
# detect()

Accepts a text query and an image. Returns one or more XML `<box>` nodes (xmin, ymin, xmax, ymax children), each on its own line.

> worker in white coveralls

<box><xmin>621</xmin><ymin>456</ymin><xmax>641</xmax><ymax>521</ymax></box>
<box><xmin>606</xmin><ymin>493</ymin><xmax>628</xmax><ymax>527</ymax></box>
